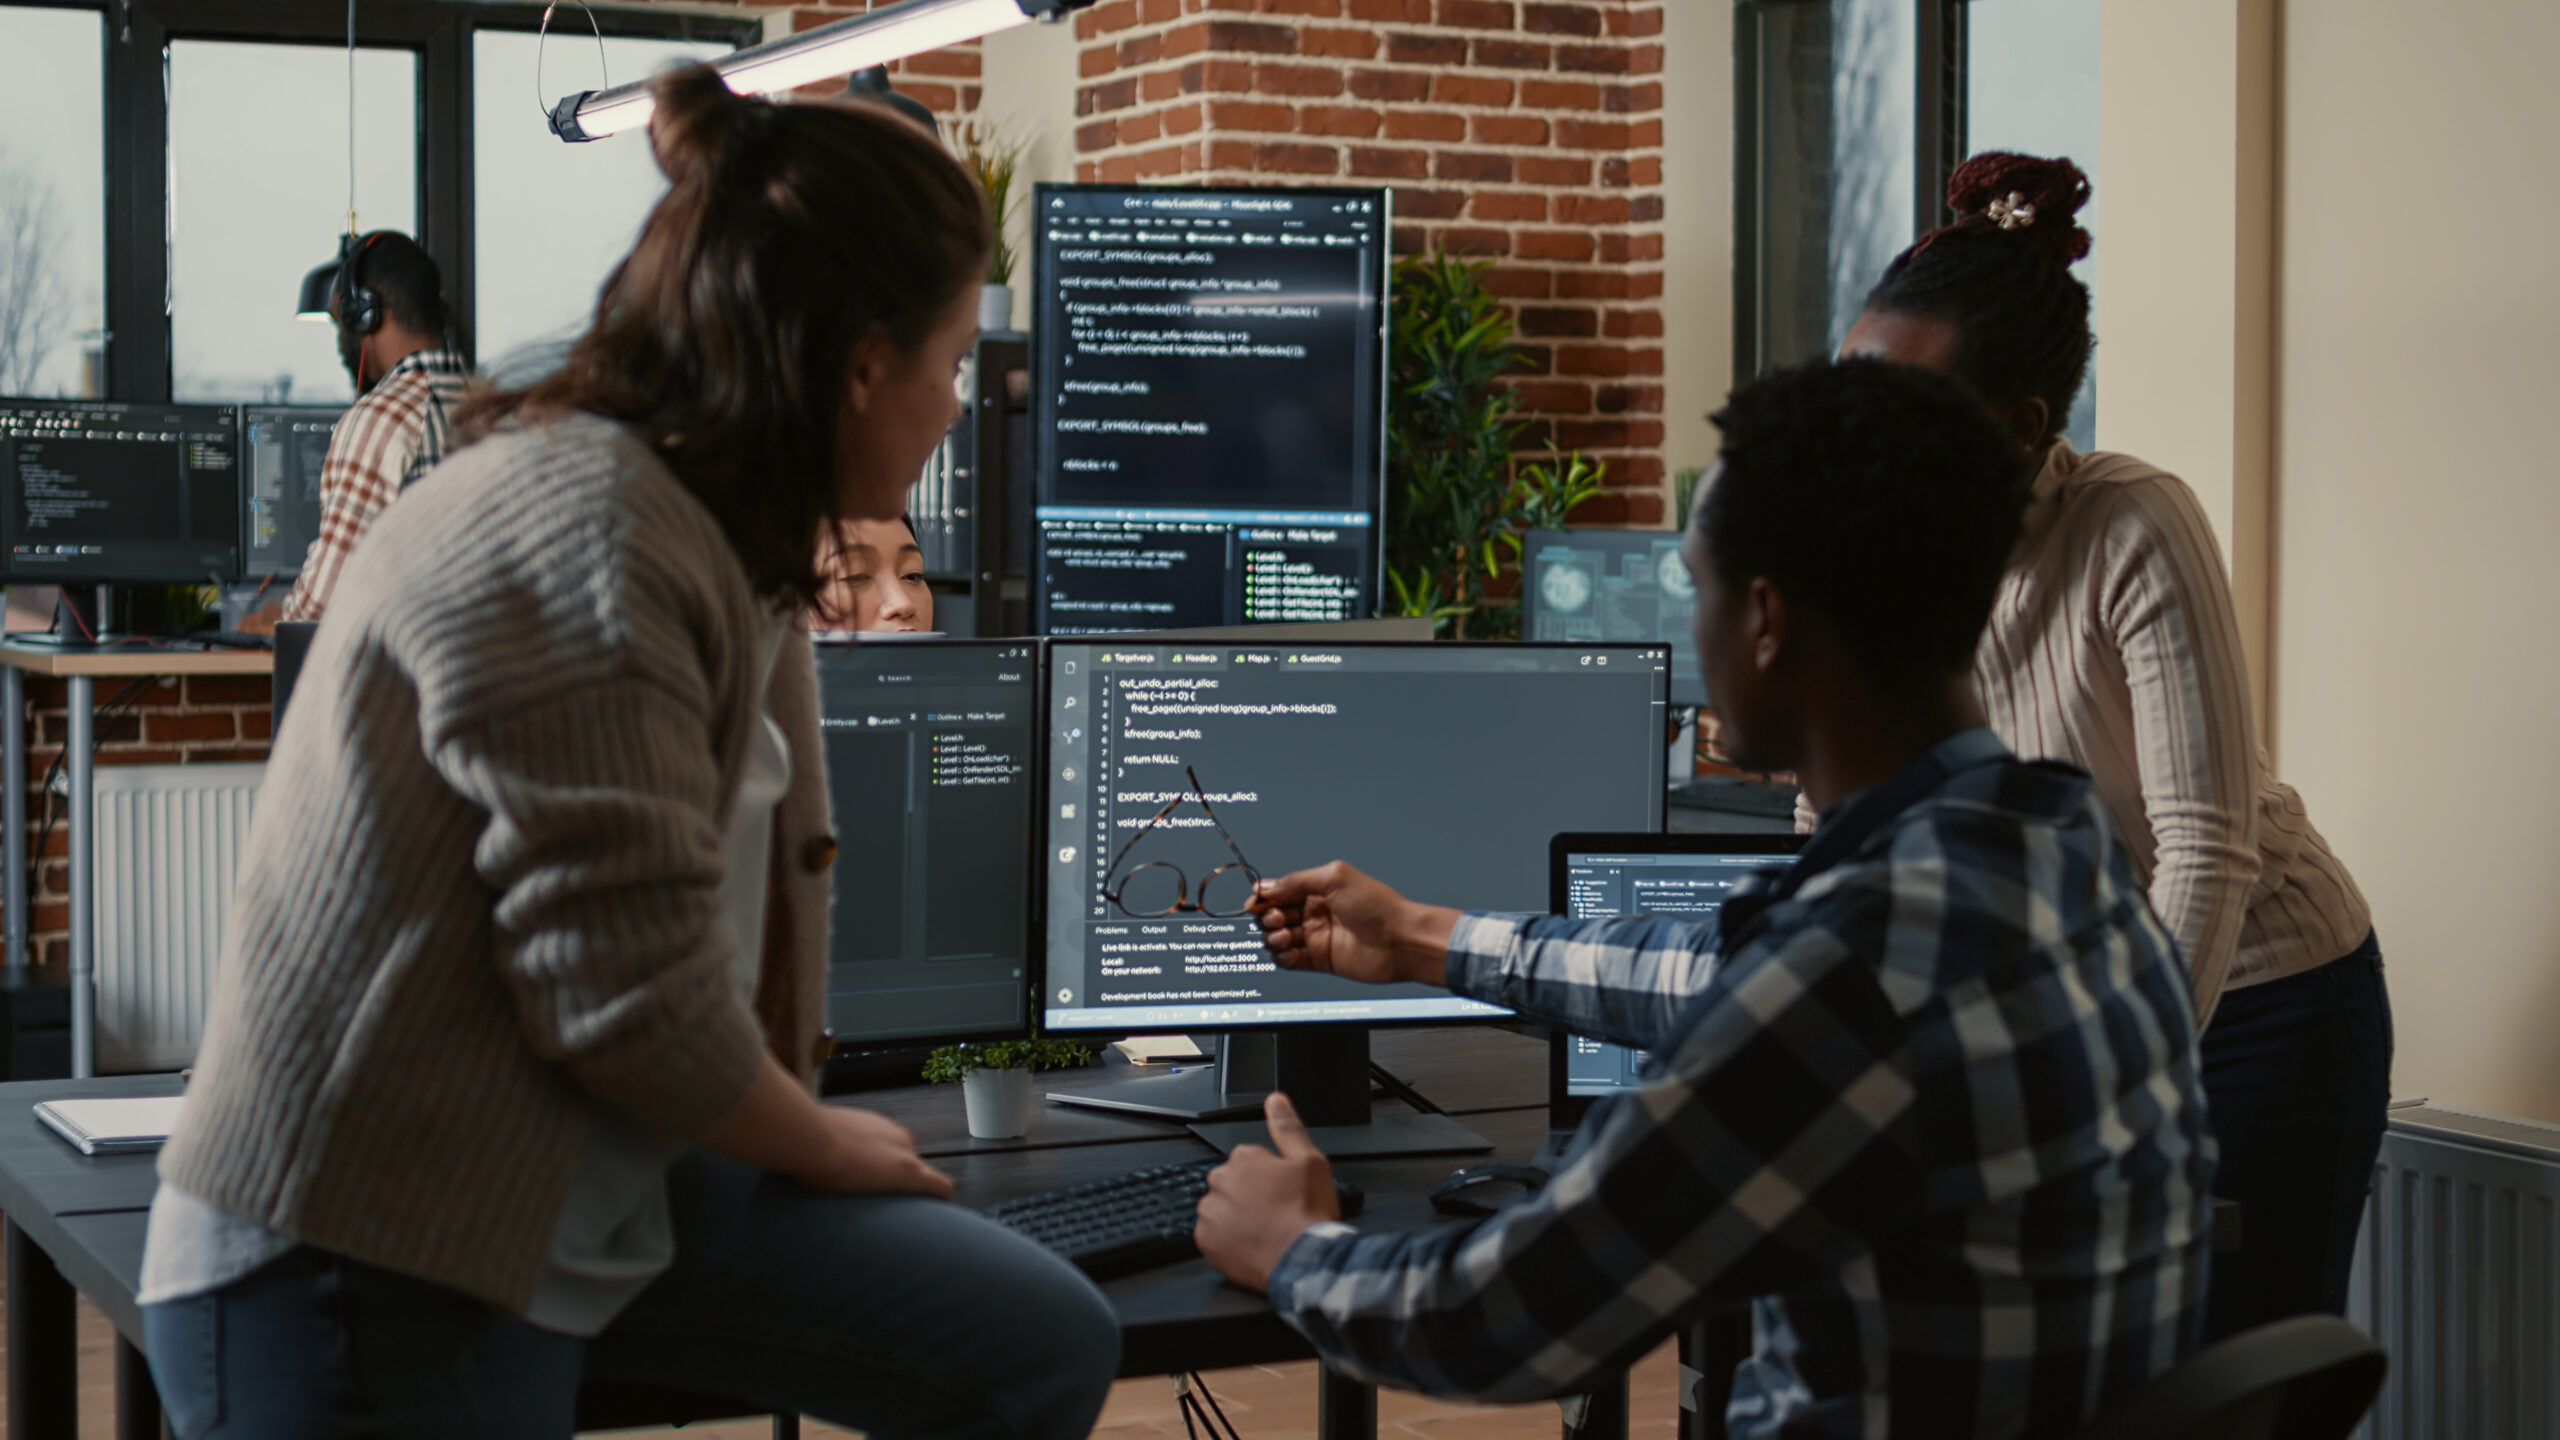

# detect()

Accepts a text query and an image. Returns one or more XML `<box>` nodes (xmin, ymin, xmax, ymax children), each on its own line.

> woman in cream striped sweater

<box><xmin>138</xmin><ymin>68</ymin><xmax>1118</xmax><ymax>1437</ymax></box>
<box><xmin>1833</xmin><ymin>153</ymin><xmax>2391</xmax><ymax>1341</ymax></box>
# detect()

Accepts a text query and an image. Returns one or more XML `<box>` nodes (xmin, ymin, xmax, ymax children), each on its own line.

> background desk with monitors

<box><xmin>0</xmin><ymin>397</ymin><xmax>339</xmax><ymax>630</ymax></box>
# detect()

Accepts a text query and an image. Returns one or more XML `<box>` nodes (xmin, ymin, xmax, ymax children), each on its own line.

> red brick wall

<box><xmin>1070</xmin><ymin>0</ymin><xmax>1668</xmax><ymax>523</ymax></box>
<box><xmin>16</xmin><ymin>675</ymin><xmax>271</xmax><ymax>969</ymax></box>
<box><xmin>787</xmin><ymin>0</ymin><xmax>986</xmax><ymax>116</ymax></box>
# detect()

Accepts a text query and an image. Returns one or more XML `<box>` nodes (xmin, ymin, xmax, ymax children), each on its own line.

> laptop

<box><xmin>1538</xmin><ymin>831</ymin><xmax>1809</xmax><ymax>1162</ymax></box>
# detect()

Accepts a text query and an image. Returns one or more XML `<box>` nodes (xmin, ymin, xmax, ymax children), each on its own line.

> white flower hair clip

<box><xmin>1985</xmin><ymin>192</ymin><xmax>2037</xmax><ymax>230</ymax></box>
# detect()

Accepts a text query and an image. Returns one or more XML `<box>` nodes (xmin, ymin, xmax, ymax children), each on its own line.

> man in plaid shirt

<box><xmin>268</xmin><ymin>233</ymin><xmax>470</xmax><ymax>622</ymax></box>
<box><xmin>1204</xmin><ymin>361</ymin><xmax>2215</xmax><ymax>1438</ymax></box>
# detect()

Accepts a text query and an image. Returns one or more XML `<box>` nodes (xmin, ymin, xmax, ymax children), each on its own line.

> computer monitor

<box><xmin>239</xmin><ymin>406</ymin><xmax>341</xmax><ymax>581</ymax></box>
<box><xmin>1041</xmin><ymin>639</ymin><xmax>1668</xmax><ymax>1152</ymax></box>
<box><xmin>0</xmin><ymin>399</ymin><xmax>242</xmax><ymax>585</ymax></box>
<box><xmin>1545</xmin><ymin>832</ymin><xmax>1806</xmax><ymax>1127</ymax></box>
<box><xmin>1519</xmin><ymin>527</ymin><xmax>1707</xmax><ymax>707</ymax></box>
<box><xmin>818</xmin><ymin>638</ymin><xmax>1042</xmax><ymax>1047</ymax></box>
<box><xmin>1029</xmin><ymin>183</ymin><xmax>1388</xmax><ymax>634</ymax></box>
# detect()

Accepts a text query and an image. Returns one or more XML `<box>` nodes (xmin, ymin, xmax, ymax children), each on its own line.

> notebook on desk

<box><xmin>1538</xmin><ymin>832</ymin><xmax>1809</xmax><ymax>1163</ymax></box>
<box><xmin>34</xmin><ymin>1094</ymin><xmax>184</xmax><ymax>1155</ymax></box>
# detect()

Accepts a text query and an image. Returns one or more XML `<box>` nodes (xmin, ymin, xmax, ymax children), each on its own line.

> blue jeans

<box><xmin>143</xmin><ymin>1152</ymin><xmax>1121</xmax><ymax>1439</ymax></box>
<box><xmin>2199</xmin><ymin>931</ymin><xmax>2393</xmax><ymax>1341</ymax></box>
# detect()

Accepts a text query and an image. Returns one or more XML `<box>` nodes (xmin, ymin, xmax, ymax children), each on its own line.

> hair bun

<box><xmin>1945</xmin><ymin>152</ymin><xmax>2091</xmax><ymax>262</ymax></box>
<box><xmin>647</xmin><ymin>64</ymin><xmax>762</xmax><ymax>188</ymax></box>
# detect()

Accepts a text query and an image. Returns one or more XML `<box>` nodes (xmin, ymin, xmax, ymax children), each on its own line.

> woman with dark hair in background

<box><xmin>1831</xmin><ymin>152</ymin><xmax>2391</xmax><ymax>1341</ymax></box>
<box><xmin>136</xmin><ymin>68</ymin><xmax>1118</xmax><ymax>1438</ymax></box>
<box><xmin>813</xmin><ymin>514</ymin><xmax>936</xmax><ymax>632</ymax></box>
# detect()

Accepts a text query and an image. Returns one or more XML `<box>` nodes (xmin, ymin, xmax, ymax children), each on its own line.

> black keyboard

<box><xmin>983</xmin><ymin>1159</ymin><xmax>1364</xmax><ymax>1281</ymax></box>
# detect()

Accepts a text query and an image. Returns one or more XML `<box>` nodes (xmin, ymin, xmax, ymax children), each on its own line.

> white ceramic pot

<box><xmin>978</xmin><ymin>283</ymin><xmax>1015</xmax><ymax>333</ymax></box>
<box><xmin>961</xmin><ymin>1065</ymin><xmax>1036</xmax><ymax>1140</ymax></box>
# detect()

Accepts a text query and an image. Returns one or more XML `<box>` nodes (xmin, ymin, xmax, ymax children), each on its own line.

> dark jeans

<box><xmin>2199</xmin><ymin>930</ymin><xmax>2392</xmax><ymax>1341</ymax></box>
<box><xmin>143</xmin><ymin>1152</ymin><xmax>1122</xmax><ymax>1440</ymax></box>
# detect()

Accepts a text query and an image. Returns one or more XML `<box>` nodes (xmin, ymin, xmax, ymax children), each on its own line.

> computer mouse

<box><xmin>1428</xmin><ymin>1161</ymin><xmax>1551</xmax><ymax>1218</ymax></box>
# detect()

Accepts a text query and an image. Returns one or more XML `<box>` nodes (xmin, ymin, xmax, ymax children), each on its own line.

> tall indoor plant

<box><xmin>1383</xmin><ymin>253</ymin><xmax>1605</xmax><ymax>638</ymax></box>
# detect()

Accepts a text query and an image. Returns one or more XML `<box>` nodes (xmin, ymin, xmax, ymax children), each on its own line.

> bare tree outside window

<box><xmin>0</xmin><ymin>5</ymin><xmax>105</xmax><ymax>400</ymax></box>
<box><xmin>0</xmin><ymin>149</ymin><xmax>72</xmax><ymax>395</ymax></box>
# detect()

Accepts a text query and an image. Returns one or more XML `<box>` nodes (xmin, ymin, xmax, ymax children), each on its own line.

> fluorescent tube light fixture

<box><xmin>549</xmin><ymin>0</ymin><xmax>1091</xmax><ymax>143</ymax></box>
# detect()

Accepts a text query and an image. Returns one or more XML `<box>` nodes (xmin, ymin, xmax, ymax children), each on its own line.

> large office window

<box><xmin>471</xmin><ymin>31</ymin><xmax>734</xmax><ymax>373</ymax></box>
<box><xmin>168</xmin><ymin>41</ymin><xmax>420</xmax><ymax>404</ymax></box>
<box><xmin>1736</xmin><ymin>0</ymin><xmax>1923</xmax><ymax>375</ymax></box>
<box><xmin>1967</xmin><ymin>0</ymin><xmax>2098</xmax><ymax>450</ymax></box>
<box><xmin>0</xmin><ymin>5</ymin><xmax>106</xmax><ymax>399</ymax></box>
<box><xmin>1738</xmin><ymin>0</ymin><xmax>2102</xmax><ymax>438</ymax></box>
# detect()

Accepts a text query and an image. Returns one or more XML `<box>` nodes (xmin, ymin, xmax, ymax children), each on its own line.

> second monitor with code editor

<box><xmin>238</xmin><ymin>406</ymin><xmax>341</xmax><ymax>582</ymax></box>
<box><xmin>1030</xmin><ymin>184</ymin><xmax>1389</xmax><ymax>636</ymax></box>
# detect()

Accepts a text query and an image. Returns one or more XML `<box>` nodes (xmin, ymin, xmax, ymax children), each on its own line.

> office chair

<box><xmin>2076</xmin><ymin>1314</ymin><xmax>2386</xmax><ymax>1440</ymax></box>
<box><xmin>272</xmin><ymin>621</ymin><xmax>318</xmax><ymax>724</ymax></box>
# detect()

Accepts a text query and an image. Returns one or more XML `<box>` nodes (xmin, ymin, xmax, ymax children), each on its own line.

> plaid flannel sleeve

<box><xmin>1443</xmin><ymin>911</ymin><xmax>1723</xmax><ymax>1050</ymax></box>
<box><xmin>278</xmin><ymin>376</ymin><xmax>427</xmax><ymax>620</ymax></box>
<box><xmin>1267</xmin><ymin>921</ymin><xmax>1924</xmax><ymax>1404</ymax></box>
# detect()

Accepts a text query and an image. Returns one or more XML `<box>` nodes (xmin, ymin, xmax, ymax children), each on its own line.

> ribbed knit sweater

<box><xmin>159</xmin><ymin>412</ymin><xmax>837</xmax><ymax>1313</ymax></box>
<box><xmin>1980</xmin><ymin>442</ymin><xmax>2370</xmax><ymax>1021</ymax></box>
<box><xmin>1793</xmin><ymin>444</ymin><xmax>2370</xmax><ymax>1022</ymax></box>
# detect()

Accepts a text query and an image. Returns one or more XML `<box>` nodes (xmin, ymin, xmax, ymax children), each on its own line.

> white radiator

<box><xmin>2349</xmin><ymin>1102</ymin><xmax>2560</xmax><ymax>1438</ymax></box>
<box><xmin>92</xmin><ymin>762</ymin><xmax>261</xmax><ymax>1073</ymax></box>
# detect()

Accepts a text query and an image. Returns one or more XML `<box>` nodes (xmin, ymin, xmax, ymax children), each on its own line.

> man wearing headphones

<box><xmin>269</xmin><ymin>231</ymin><xmax>471</xmax><ymax>624</ymax></box>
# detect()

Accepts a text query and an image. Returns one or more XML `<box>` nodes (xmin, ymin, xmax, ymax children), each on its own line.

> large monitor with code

<box><xmin>1042</xmin><ymin>641</ymin><xmax>1669</xmax><ymax>1034</ymax></box>
<box><xmin>1520</xmin><ymin>527</ymin><xmax>1708</xmax><ymax>707</ymax></box>
<box><xmin>239</xmin><ymin>406</ymin><xmax>339</xmax><ymax>581</ymax></box>
<box><xmin>0</xmin><ymin>399</ymin><xmax>241</xmax><ymax>583</ymax></box>
<box><xmin>819</xmin><ymin>639</ymin><xmax>1041</xmax><ymax>1045</ymax></box>
<box><xmin>1029</xmin><ymin>183</ymin><xmax>1388</xmax><ymax>634</ymax></box>
<box><xmin>1548</xmin><ymin>832</ymin><xmax>1806</xmax><ymax>1105</ymax></box>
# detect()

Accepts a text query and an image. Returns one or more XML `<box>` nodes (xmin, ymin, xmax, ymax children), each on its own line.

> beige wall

<box><xmin>1659</xmin><ymin>1</ymin><xmax>1734</xmax><ymax>503</ymax></box>
<box><xmin>2270</xmin><ymin>0</ymin><xmax>2560</xmax><ymax>1122</ymax></box>
<box><xmin>977</xmin><ymin>17</ymin><xmax>1083</xmax><ymax>331</ymax></box>
<box><xmin>2095</xmin><ymin>0</ymin><xmax>2276</xmax><ymax>730</ymax></box>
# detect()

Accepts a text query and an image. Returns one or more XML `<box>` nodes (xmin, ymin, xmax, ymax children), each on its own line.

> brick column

<box><xmin>1072</xmin><ymin>0</ymin><xmax>1668</xmax><ymax>522</ymax></box>
<box><xmin>788</xmin><ymin>1</ymin><xmax>986</xmax><ymax>117</ymax></box>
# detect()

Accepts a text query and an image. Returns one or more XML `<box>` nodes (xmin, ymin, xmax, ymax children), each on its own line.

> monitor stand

<box><xmin>9</xmin><ymin>587</ymin><xmax>132</xmax><ymax>650</ymax></box>
<box><xmin>1047</xmin><ymin>1027</ymin><xmax>1492</xmax><ymax>1159</ymax></box>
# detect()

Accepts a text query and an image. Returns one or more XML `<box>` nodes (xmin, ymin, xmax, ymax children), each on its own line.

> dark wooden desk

<box><xmin>0</xmin><ymin>1029</ymin><xmax>1580</xmax><ymax>1440</ymax></box>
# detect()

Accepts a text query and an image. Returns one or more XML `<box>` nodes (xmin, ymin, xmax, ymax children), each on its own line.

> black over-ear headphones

<box><xmin>336</xmin><ymin>231</ymin><xmax>388</xmax><ymax>337</ymax></box>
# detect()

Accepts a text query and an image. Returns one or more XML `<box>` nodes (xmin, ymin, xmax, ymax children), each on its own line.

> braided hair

<box><xmin>1861</xmin><ymin>152</ymin><xmax>2092</xmax><ymax>446</ymax></box>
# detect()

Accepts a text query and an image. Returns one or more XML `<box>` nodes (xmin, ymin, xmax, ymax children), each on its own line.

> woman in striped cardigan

<box><xmin>1832</xmin><ymin>152</ymin><xmax>2391</xmax><ymax>1341</ymax></box>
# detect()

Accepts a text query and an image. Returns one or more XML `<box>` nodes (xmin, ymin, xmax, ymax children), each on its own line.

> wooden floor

<box><xmin>7</xmin><ymin>1274</ymin><xmax>1683</xmax><ymax>1438</ymax></box>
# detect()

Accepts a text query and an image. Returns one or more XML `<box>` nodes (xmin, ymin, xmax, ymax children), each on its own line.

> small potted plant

<box><xmin>922</xmin><ymin>1037</ymin><xmax>1095</xmax><ymax>1140</ymax></box>
<box><xmin>949</xmin><ymin>119</ymin><xmax>1026</xmax><ymax>333</ymax></box>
